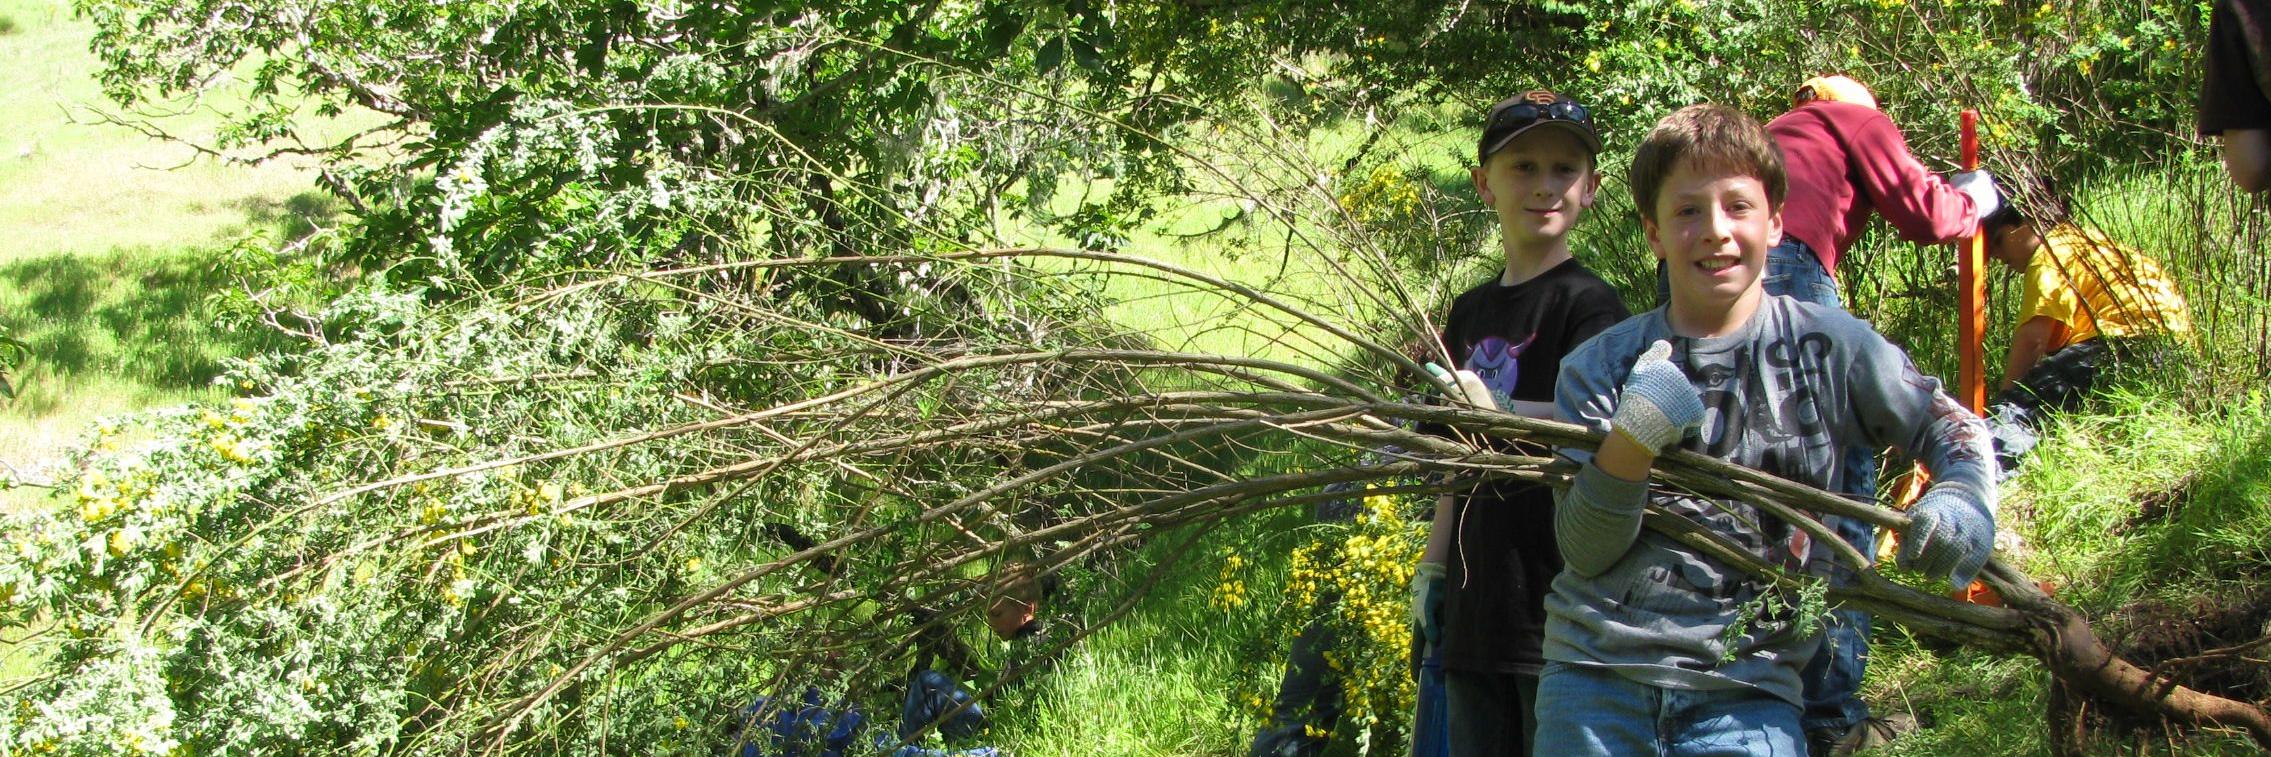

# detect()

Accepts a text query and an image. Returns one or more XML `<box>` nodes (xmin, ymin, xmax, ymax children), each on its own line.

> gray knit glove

<box><xmin>1898</xmin><ymin>489</ymin><xmax>1995</xmax><ymax>587</ymax></box>
<box><xmin>1610</xmin><ymin>340</ymin><xmax>1705</xmax><ymax>454</ymax></box>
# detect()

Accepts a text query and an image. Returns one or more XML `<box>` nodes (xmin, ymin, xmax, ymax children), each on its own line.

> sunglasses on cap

<box><xmin>1480</xmin><ymin>91</ymin><xmax>1601</xmax><ymax>163</ymax></box>
<box><xmin>1488</xmin><ymin>98</ymin><xmax>1593</xmax><ymax>134</ymax></box>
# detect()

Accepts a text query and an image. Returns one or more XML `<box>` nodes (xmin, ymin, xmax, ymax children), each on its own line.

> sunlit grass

<box><xmin>0</xmin><ymin>0</ymin><xmax>335</xmax><ymax>266</ymax></box>
<box><xmin>1866</xmin><ymin>384</ymin><xmax>2271</xmax><ymax>756</ymax></box>
<box><xmin>0</xmin><ymin>0</ymin><xmax>340</xmax><ymax>480</ymax></box>
<box><xmin>990</xmin><ymin>620</ymin><xmax>1246</xmax><ymax>757</ymax></box>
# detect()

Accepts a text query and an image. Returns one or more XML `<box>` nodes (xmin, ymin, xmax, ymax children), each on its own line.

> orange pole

<box><xmin>1946</xmin><ymin>111</ymin><xmax>1999</xmax><ymax>603</ymax></box>
<box><xmin>1958</xmin><ymin>110</ymin><xmax>1986</xmax><ymax>415</ymax></box>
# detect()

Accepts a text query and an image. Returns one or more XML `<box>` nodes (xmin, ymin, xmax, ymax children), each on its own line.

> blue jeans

<box><xmin>1659</xmin><ymin>239</ymin><xmax>1879</xmax><ymax>735</ymax></box>
<box><xmin>1532</xmin><ymin>663</ymin><xmax>1804</xmax><ymax>756</ymax></box>
<box><xmin>1799</xmin><ymin>514</ymin><xmax>1876</xmax><ymax>734</ymax></box>
<box><xmin>1249</xmin><ymin>610</ymin><xmax>1342</xmax><ymax>757</ymax></box>
<box><xmin>1760</xmin><ymin>239</ymin><xmax>1841</xmax><ymax>308</ymax></box>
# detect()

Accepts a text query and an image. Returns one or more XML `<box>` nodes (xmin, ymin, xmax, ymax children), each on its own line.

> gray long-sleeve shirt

<box><xmin>1546</xmin><ymin>296</ymin><xmax>1996</xmax><ymax>705</ymax></box>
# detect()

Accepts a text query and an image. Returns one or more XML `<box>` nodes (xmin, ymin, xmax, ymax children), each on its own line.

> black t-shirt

<box><xmin>2202</xmin><ymin>0</ymin><xmax>2271</xmax><ymax>136</ymax></box>
<box><xmin>1432</xmin><ymin>258</ymin><xmax>1627</xmax><ymax>675</ymax></box>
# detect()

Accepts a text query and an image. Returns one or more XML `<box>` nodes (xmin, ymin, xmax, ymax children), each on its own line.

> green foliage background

<box><xmin>3</xmin><ymin>0</ymin><xmax>2266</xmax><ymax>754</ymax></box>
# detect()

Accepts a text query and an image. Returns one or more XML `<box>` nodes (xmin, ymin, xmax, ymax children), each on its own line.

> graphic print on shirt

<box><xmin>1687</xmin><ymin>332</ymin><xmax>1839</xmax><ymax>568</ymax></box>
<box><xmin>1463</xmin><ymin>333</ymin><xmax>1537</xmax><ymax>410</ymax></box>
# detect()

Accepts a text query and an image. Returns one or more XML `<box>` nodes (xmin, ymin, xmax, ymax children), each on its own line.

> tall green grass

<box><xmin>1870</xmin><ymin>388</ymin><xmax>2271</xmax><ymax>756</ymax></box>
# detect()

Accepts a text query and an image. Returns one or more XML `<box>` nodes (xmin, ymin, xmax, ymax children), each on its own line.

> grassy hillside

<box><xmin>0</xmin><ymin>0</ymin><xmax>330</xmax><ymax>479</ymax></box>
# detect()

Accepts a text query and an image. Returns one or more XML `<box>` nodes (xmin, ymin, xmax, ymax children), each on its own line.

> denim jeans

<box><xmin>1532</xmin><ymin>662</ymin><xmax>1804</xmax><ymax>756</ymax></box>
<box><xmin>1250</xmin><ymin>598</ymin><xmax>1343</xmax><ymax>757</ymax></box>
<box><xmin>1798</xmin><ymin>515</ymin><xmax>1876</xmax><ymax>735</ymax></box>
<box><xmin>1659</xmin><ymin>239</ymin><xmax>1879</xmax><ymax>735</ymax></box>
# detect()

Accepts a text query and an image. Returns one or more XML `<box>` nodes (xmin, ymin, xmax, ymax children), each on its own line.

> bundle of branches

<box><xmin>3</xmin><ymin>242</ymin><xmax>2264</xmax><ymax>754</ymax></box>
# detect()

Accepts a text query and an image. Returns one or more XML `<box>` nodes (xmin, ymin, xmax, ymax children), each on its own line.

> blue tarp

<box><xmin>734</xmin><ymin>670</ymin><xmax>997</xmax><ymax>757</ymax></box>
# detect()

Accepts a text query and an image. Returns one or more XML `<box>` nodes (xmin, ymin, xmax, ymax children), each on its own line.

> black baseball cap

<box><xmin>1478</xmin><ymin>90</ymin><xmax>1603</xmax><ymax>164</ymax></box>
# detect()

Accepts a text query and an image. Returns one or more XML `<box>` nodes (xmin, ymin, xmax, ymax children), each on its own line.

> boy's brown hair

<box><xmin>1628</xmin><ymin>104</ymin><xmax>1788</xmax><ymax>223</ymax></box>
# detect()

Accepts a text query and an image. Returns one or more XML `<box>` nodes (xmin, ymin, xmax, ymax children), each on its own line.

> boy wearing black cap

<box><xmin>1411</xmin><ymin>89</ymin><xmax>1628</xmax><ymax>756</ymax></box>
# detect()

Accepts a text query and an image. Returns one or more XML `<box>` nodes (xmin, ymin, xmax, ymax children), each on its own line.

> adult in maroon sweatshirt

<box><xmin>1765</xmin><ymin>75</ymin><xmax>1997</xmax><ymax>756</ymax></box>
<box><xmin>1768</xmin><ymin>84</ymin><xmax>1993</xmax><ymax>279</ymax></box>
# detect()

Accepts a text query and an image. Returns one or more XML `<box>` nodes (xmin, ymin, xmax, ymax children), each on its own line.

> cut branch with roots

<box><xmin>408</xmin><ymin>254</ymin><xmax>2271</xmax><ymax>750</ymax></box>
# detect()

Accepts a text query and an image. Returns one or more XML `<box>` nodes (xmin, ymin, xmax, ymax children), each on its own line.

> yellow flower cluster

<box><xmin>198</xmin><ymin>399</ymin><xmax>263</xmax><ymax>465</ymax></box>
<box><xmin>440</xmin><ymin>551</ymin><xmax>471</xmax><ymax>607</ymax></box>
<box><xmin>1336</xmin><ymin>166</ymin><xmax>1426</xmax><ymax>227</ymax></box>
<box><xmin>1234</xmin><ymin>488</ymin><xmax>1428</xmax><ymax>743</ymax></box>
<box><xmin>1210</xmin><ymin>552</ymin><xmax>1250</xmax><ymax>611</ymax></box>
<box><xmin>68</xmin><ymin>468</ymin><xmax>174</xmax><ymax>570</ymax></box>
<box><xmin>76</xmin><ymin>471</ymin><xmax>129</xmax><ymax>523</ymax></box>
<box><xmin>512</xmin><ymin>481</ymin><xmax>566</xmax><ymax>516</ymax></box>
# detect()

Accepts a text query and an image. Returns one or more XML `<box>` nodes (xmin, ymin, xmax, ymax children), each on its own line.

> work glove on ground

<box><xmin>1609</xmin><ymin>340</ymin><xmax>1706</xmax><ymax>454</ymax></box>
<box><xmin>1951</xmin><ymin>170</ymin><xmax>2001</xmax><ymax>221</ymax></box>
<box><xmin>1897</xmin><ymin>489</ymin><xmax>1995</xmax><ymax>588</ymax></box>
<box><xmin>1410</xmin><ymin>561</ymin><xmax>1447</xmax><ymax>646</ymax></box>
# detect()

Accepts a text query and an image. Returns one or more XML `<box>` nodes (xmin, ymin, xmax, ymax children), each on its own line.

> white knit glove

<box><xmin>1609</xmin><ymin>340</ymin><xmax>1706</xmax><ymax>453</ymax></box>
<box><xmin>1426</xmin><ymin>363</ymin><xmax>1501</xmax><ymax>412</ymax></box>
<box><xmin>1952</xmin><ymin>170</ymin><xmax>2001</xmax><ymax>221</ymax></box>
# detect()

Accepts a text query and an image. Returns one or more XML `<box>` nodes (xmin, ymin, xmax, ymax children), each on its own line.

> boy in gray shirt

<box><xmin>1532</xmin><ymin>103</ymin><xmax>1998</xmax><ymax>754</ymax></box>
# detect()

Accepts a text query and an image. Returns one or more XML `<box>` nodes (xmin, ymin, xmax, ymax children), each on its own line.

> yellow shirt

<box><xmin>2020</xmin><ymin>224</ymin><xmax>2191</xmax><ymax>351</ymax></box>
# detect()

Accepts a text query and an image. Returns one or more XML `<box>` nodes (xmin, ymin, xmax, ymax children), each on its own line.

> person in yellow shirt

<box><xmin>1982</xmin><ymin>184</ymin><xmax>2191</xmax><ymax>476</ymax></box>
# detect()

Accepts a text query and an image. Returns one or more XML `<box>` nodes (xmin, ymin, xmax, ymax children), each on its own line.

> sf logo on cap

<box><xmin>1520</xmin><ymin>90</ymin><xmax>1560</xmax><ymax>105</ymax></box>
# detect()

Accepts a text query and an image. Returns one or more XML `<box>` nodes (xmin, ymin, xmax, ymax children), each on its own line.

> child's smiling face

<box><xmin>1645</xmin><ymin>158</ymin><xmax>1783</xmax><ymax>334</ymax></box>
<box><xmin>1473</xmin><ymin>129</ymin><xmax>1599</xmax><ymax>251</ymax></box>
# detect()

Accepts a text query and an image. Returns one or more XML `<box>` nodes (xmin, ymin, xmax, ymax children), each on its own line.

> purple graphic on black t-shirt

<box><xmin>1464</xmin><ymin>332</ymin><xmax>1537</xmax><ymax>410</ymax></box>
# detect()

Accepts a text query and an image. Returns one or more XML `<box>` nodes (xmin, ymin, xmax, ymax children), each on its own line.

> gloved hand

<box><xmin>1426</xmin><ymin>363</ymin><xmax>1500</xmax><ymax>412</ymax></box>
<box><xmin>1609</xmin><ymin>340</ymin><xmax>1705</xmax><ymax>454</ymax></box>
<box><xmin>1897</xmin><ymin>489</ymin><xmax>1995</xmax><ymax>588</ymax></box>
<box><xmin>1952</xmin><ymin>170</ymin><xmax>2001</xmax><ymax>221</ymax></box>
<box><xmin>1410</xmin><ymin>561</ymin><xmax>1447</xmax><ymax>645</ymax></box>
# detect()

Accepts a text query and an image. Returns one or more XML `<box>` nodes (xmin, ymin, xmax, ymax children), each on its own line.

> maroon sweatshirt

<box><xmin>1767</xmin><ymin>100</ymin><xmax>1980</xmax><ymax>275</ymax></box>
